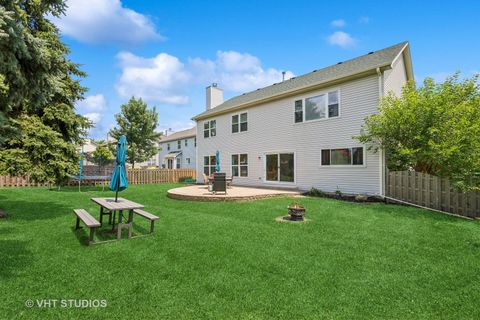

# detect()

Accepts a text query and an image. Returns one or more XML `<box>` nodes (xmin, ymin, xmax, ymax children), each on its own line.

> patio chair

<box><xmin>212</xmin><ymin>173</ymin><xmax>227</xmax><ymax>194</ymax></box>
<box><xmin>202</xmin><ymin>173</ymin><xmax>211</xmax><ymax>185</ymax></box>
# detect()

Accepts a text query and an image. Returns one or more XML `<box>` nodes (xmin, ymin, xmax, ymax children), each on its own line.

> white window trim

<box><xmin>293</xmin><ymin>88</ymin><xmax>341</xmax><ymax>125</ymax></box>
<box><xmin>263</xmin><ymin>151</ymin><xmax>296</xmax><ymax>185</ymax></box>
<box><xmin>203</xmin><ymin>155</ymin><xmax>217</xmax><ymax>176</ymax></box>
<box><xmin>319</xmin><ymin>147</ymin><xmax>367</xmax><ymax>168</ymax></box>
<box><xmin>203</xmin><ymin>119</ymin><xmax>217</xmax><ymax>139</ymax></box>
<box><xmin>231</xmin><ymin>111</ymin><xmax>248</xmax><ymax>134</ymax></box>
<box><xmin>230</xmin><ymin>152</ymin><xmax>249</xmax><ymax>178</ymax></box>
<box><xmin>177</xmin><ymin>140</ymin><xmax>181</xmax><ymax>149</ymax></box>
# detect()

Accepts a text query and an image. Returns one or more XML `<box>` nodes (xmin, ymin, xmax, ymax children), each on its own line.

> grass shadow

<box><xmin>71</xmin><ymin>221</ymin><xmax>153</xmax><ymax>246</ymax></box>
<box><xmin>0</xmin><ymin>240</ymin><xmax>33</xmax><ymax>279</ymax></box>
<box><xmin>0</xmin><ymin>199</ymin><xmax>72</xmax><ymax>222</ymax></box>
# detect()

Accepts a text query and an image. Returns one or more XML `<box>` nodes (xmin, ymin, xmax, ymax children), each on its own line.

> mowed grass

<box><xmin>1</xmin><ymin>184</ymin><xmax>479</xmax><ymax>319</ymax></box>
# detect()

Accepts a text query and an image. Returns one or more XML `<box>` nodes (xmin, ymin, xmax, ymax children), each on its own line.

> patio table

<box><xmin>91</xmin><ymin>197</ymin><xmax>144</xmax><ymax>240</ymax></box>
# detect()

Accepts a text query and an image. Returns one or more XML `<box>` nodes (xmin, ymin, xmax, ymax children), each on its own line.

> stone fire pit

<box><xmin>275</xmin><ymin>202</ymin><xmax>307</xmax><ymax>223</ymax></box>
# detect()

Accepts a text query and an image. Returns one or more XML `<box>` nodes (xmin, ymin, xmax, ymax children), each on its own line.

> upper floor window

<box><xmin>296</xmin><ymin>90</ymin><xmax>339</xmax><ymax>123</ymax></box>
<box><xmin>204</xmin><ymin>120</ymin><xmax>216</xmax><ymax>138</ymax></box>
<box><xmin>177</xmin><ymin>140</ymin><xmax>181</xmax><ymax>149</ymax></box>
<box><xmin>185</xmin><ymin>139</ymin><xmax>188</xmax><ymax>147</ymax></box>
<box><xmin>232</xmin><ymin>112</ymin><xmax>248</xmax><ymax>133</ymax></box>
<box><xmin>321</xmin><ymin>147</ymin><xmax>364</xmax><ymax>166</ymax></box>
<box><xmin>194</xmin><ymin>137</ymin><xmax>197</xmax><ymax>147</ymax></box>
<box><xmin>167</xmin><ymin>143</ymin><xmax>170</xmax><ymax>151</ymax></box>
<box><xmin>294</xmin><ymin>100</ymin><xmax>303</xmax><ymax>123</ymax></box>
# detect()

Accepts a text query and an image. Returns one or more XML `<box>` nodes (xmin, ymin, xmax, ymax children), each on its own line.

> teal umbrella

<box><xmin>215</xmin><ymin>150</ymin><xmax>220</xmax><ymax>173</ymax></box>
<box><xmin>109</xmin><ymin>135</ymin><xmax>128</xmax><ymax>202</ymax></box>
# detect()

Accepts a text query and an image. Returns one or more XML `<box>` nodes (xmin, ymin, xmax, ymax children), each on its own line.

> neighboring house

<box><xmin>158</xmin><ymin>127</ymin><xmax>197</xmax><ymax>169</ymax></box>
<box><xmin>78</xmin><ymin>139</ymin><xmax>99</xmax><ymax>165</ymax></box>
<box><xmin>192</xmin><ymin>42</ymin><xmax>413</xmax><ymax>195</ymax></box>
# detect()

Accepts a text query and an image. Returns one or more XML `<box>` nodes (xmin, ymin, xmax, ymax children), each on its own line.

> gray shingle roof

<box><xmin>193</xmin><ymin>41</ymin><xmax>408</xmax><ymax>120</ymax></box>
<box><xmin>159</xmin><ymin>127</ymin><xmax>196</xmax><ymax>143</ymax></box>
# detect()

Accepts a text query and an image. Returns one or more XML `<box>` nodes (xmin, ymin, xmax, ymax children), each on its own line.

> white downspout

<box><xmin>376</xmin><ymin>67</ymin><xmax>386</xmax><ymax>197</ymax></box>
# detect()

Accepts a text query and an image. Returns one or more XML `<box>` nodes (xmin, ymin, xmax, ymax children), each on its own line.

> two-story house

<box><xmin>158</xmin><ymin>127</ymin><xmax>197</xmax><ymax>169</ymax></box>
<box><xmin>192</xmin><ymin>42</ymin><xmax>413</xmax><ymax>195</ymax></box>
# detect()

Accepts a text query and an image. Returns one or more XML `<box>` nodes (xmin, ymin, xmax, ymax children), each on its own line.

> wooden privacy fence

<box><xmin>0</xmin><ymin>168</ymin><xmax>196</xmax><ymax>187</ymax></box>
<box><xmin>0</xmin><ymin>175</ymin><xmax>50</xmax><ymax>187</ymax></box>
<box><xmin>387</xmin><ymin>171</ymin><xmax>480</xmax><ymax>218</ymax></box>
<box><xmin>127</xmin><ymin>169</ymin><xmax>196</xmax><ymax>184</ymax></box>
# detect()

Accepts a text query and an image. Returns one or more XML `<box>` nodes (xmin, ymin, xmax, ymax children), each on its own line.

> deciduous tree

<box><xmin>356</xmin><ymin>73</ymin><xmax>480</xmax><ymax>190</ymax></box>
<box><xmin>109</xmin><ymin>97</ymin><xmax>161</xmax><ymax>168</ymax></box>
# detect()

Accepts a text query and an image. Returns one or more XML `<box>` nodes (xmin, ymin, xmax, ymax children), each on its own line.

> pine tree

<box><xmin>0</xmin><ymin>1</ymin><xmax>91</xmax><ymax>184</ymax></box>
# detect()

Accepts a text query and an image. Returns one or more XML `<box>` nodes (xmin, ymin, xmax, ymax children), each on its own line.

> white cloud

<box><xmin>115</xmin><ymin>50</ymin><xmax>294</xmax><ymax>104</ymax></box>
<box><xmin>327</xmin><ymin>31</ymin><xmax>357</xmax><ymax>48</ymax></box>
<box><xmin>76</xmin><ymin>94</ymin><xmax>106</xmax><ymax>113</ymax></box>
<box><xmin>116</xmin><ymin>52</ymin><xmax>191</xmax><ymax>104</ymax></box>
<box><xmin>84</xmin><ymin>112</ymin><xmax>101</xmax><ymax>124</ymax></box>
<box><xmin>331</xmin><ymin>19</ymin><xmax>346</xmax><ymax>28</ymax></box>
<box><xmin>51</xmin><ymin>0</ymin><xmax>162</xmax><ymax>45</ymax></box>
<box><xmin>193</xmin><ymin>51</ymin><xmax>295</xmax><ymax>92</ymax></box>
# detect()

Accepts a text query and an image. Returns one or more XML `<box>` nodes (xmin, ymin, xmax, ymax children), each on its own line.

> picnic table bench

<box><xmin>133</xmin><ymin>209</ymin><xmax>159</xmax><ymax>234</ymax></box>
<box><xmin>73</xmin><ymin>209</ymin><xmax>101</xmax><ymax>245</ymax></box>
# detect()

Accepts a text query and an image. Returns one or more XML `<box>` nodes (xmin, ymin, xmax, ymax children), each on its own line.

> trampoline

<box><xmin>72</xmin><ymin>143</ymin><xmax>110</xmax><ymax>191</ymax></box>
<box><xmin>71</xmin><ymin>174</ymin><xmax>109</xmax><ymax>192</ymax></box>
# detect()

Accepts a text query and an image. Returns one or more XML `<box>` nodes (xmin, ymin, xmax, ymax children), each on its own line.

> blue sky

<box><xmin>51</xmin><ymin>0</ymin><xmax>480</xmax><ymax>139</ymax></box>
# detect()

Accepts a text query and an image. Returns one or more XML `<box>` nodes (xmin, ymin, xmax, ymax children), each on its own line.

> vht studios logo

<box><xmin>25</xmin><ymin>299</ymin><xmax>107</xmax><ymax>308</ymax></box>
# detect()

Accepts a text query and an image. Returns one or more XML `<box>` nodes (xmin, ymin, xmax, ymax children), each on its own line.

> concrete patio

<box><xmin>167</xmin><ymin>185</ymin><xmax>300</xmax><ymax>201</ymax></box>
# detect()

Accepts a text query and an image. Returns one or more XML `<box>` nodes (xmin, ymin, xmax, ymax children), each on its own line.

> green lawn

<box><xmin>1</xmin><ymin>184</ymin><xmax>479</xmax><ymax>319</ymax></box>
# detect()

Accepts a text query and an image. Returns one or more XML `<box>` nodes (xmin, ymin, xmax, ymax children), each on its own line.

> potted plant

<box><xmin>287</xmin><ymin>201</ymin><xmax>306</xmax><ymax>221</ymax></box>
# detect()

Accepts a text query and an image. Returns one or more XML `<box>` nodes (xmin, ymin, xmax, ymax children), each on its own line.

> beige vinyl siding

<box><xmin>384</xmin><ymin>54</ymin><xmax>407</xmax><ymax>96</ymax></box>
<box><xmin>196</xmin><ymin>74</ymin><xmax>384</xmax><ymax>195</ymax></box>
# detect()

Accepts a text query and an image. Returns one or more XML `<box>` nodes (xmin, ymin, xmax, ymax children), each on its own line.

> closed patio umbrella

<box><xmin>109</xmin><ymin>135</ymin><xmax>128</xmax><ymax>202</ymax></box>
<box><xmin>215</xmin><ymin>150</ymin><xmax>220</xmax><ymax>173</ymax></box>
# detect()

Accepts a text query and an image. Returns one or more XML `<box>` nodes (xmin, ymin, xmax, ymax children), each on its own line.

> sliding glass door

<box><xmin>265</xmin><ymin>153</ymin><xmax>294</xmax><ymax>183</ymax></box>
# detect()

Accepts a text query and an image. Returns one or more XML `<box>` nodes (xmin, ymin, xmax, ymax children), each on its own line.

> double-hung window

<box><xmin>177</xmin><ymin>140</ymin><xmax>181</xmax><ymax>149</ymax></box>
<box><xmin>321</xmin><ymin>147</ymin><xmax>364</xmax><ymax>166</ymax></box>
<box><xmin>232</xmin><ymin>112</ymin><xmax>248</xmax><ymax>133</ymax></box>
<box><xmin>203</xmin><ymin>155</ymin><xmax>216</xmax><ymax>176</ymax></box>
<box><xmin>294</xmin><ymin>100</ymin><xmax>303</xmax><ymax>123</ymax></box>
<box><xmin>231</xmin><ymin>154</ymin><xmax>248</xmax><ymax>177</ymax></box>
<box><xmin>296</xmin><ymin>90</ymin><xmax>339</xmax><ymax>123</ymax></box>
<box><xmin>203</xmin><ymin>120</ymin><xmax>216</xmax><ymax>138</ymax></box>
<box><xmin>167</xmin><ymin>143</ymin><xmax>170</xmax><ymax>151</ymax></box>
<box><xmin>185</xmin><ymin>139</ymin><xmax>188</xmax><ymax>147</ymax></box>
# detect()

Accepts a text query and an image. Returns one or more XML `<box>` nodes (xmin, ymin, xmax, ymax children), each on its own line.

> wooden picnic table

<box><xmin>91</xmin><ymin>197</ymin><xmax>144</xmax><ymax>240</ymax></box>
